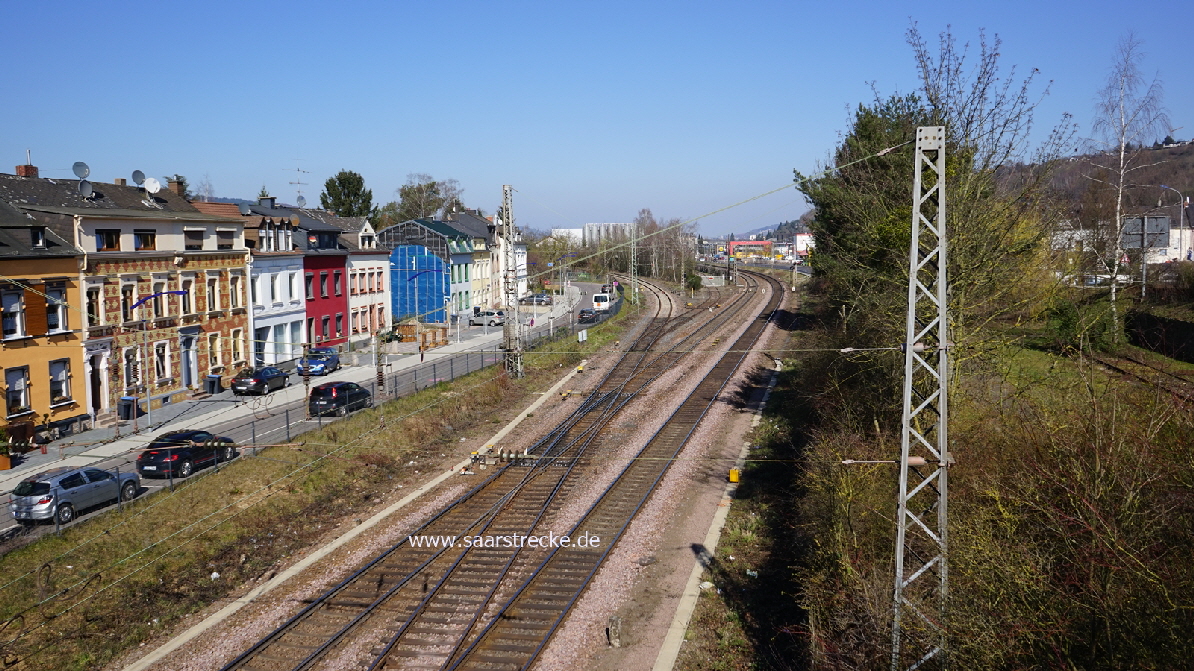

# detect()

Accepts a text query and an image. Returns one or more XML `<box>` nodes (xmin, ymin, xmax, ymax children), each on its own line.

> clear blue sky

<box><xmin>2</xmin><ymin>1</ymin><xmax>1190</xmax><ymax>238</ymax></box>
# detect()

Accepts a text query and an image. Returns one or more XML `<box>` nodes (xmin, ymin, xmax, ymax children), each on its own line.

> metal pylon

<box><xmin>501</xmin><ymin>185</ymin><xmax>523</xmax><ymax>378</ymax></box>
<box><xmin>630</xmin><ymin>222</ymin><xmax>639</xmax><ymax>303</ymax></box>
<box><xmin>892</xmin><ymin>126</ymin><xmax>950</xmax><ymax>671</ymax></box>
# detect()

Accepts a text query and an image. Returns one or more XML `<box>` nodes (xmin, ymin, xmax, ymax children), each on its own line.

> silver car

<box><xmin>469</xmin><ymin>310</ymin><xmax>505</xmax><ymax>326</ymax></box>
<box><xmin>8</xmin><ymin>466</ymin><xmax>140</xmax><ymax>525</ymax></box>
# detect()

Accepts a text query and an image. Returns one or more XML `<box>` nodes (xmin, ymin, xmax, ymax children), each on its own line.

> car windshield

<box><xmin>236</xmin><ymin>368</ymin><xmax>257</xmax><ymax>378</ymax></box>
<box><xmin>13</xmin><ymin>481</ymin><xmax>51</xmax><ymax>496</ymax></box>
<box><xmin>306</xmin><ymin>355</ymin><xmax>331</xmax><ymax>362</ymax></box>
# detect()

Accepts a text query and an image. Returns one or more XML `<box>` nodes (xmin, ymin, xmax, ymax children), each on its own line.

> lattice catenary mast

<box><xmin>891</xmin><ymin>126</ymin><xmax>951</xmax><ymax>670</ymax></box>
<box><xmin>501</xmin><ymin>185</ymin><xmax>523</xmax><ymax>378</ymax></box>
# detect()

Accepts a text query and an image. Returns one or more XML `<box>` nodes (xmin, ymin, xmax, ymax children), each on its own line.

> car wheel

<box><xmin>178</xmin><ymin>460</ymin><xmax>194</xmax><ymax>478</ymax></box>
<box><xmin>284</xmin><ymin>377</ymin><xmax>290</xmax><ymax>388</ymax></box>
<box><xmin>120</xmin><ymin>481</ymin><xmax>137</xmax><ymax>502</ymax></box>
<box><xmin>57</xmin><ymin>503</ymin><xmax>75</xmax><ymax>525</ymax></box>
<box><xmin>489</xmin><ymin>320</ymin><xmax>497</xmax><ymax>326</ymax></box>
<box><xmin>336</xmin><ymin>405</ymin><xmax>348</xmax><ymax>417</ymax></box>
<box><xmin>221</xmin><ymin>445</ymin><xmax>235</xmax><ymax>462</ymax></box>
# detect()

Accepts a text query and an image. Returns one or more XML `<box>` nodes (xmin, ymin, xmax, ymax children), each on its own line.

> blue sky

<box><xmin>2</xmin><ymin>1</ymin><xmax>1190</xmax><ymax>238</ymax></box>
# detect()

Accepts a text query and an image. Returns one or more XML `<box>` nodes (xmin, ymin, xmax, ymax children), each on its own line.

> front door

<box><xmin>89</xmin><ymin>354</ymin><xmax>103</xmax><ymax>414</ymax></box>
<box><xmin>181</xmin><ymin>336</ymin><xmax>197</xmax><ymax>388</ymax></box>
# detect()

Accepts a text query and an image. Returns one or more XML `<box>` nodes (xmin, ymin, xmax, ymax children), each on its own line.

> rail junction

<box><xmin>214</xmin><ymin>270</ymin><xmax>784</xmax><ymax>671</ymax></box>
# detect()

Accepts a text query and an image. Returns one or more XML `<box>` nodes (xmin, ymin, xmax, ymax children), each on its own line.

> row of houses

<box><xmin>0</xmin><ymin>164</ymin><xmax>526</xmax><ymax>440</ymax></box>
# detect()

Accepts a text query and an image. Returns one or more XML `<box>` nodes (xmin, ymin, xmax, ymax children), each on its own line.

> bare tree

<box><xmin>1088</xmin><ymin>33</ymin><xmax>1170</xmax><ymax>329</ymax></box>
<box><xmin>195</xmin><ymin>173</ymin><xmax>214</xmax><ymax>202</ymax></box>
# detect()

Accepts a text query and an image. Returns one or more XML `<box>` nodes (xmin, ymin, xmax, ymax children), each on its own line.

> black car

<box><xmin>308</xmin><ymin>381</ymin><xmax>373</xmax><ymax>417</ymax></box>
<box><xmin>136</xmin><ymin>430</ymin><xmax>237</xmax><ymax>478</ymax></box>
<box><xmin>231</xmin><ymin>366</ymin><xmax>290</xmax><ymax>395</ymax></box>
<box><xmin>578</xmin><ymin>308</ymin><xmax>596</xmax><ymax>323</ymax></box>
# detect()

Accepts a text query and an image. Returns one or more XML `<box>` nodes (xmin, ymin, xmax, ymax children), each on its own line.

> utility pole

<box><xmin>501</xmin><ymin>185</ymin><xmax>523</xmax><ymax>378</ymax></box>
<box><xmin>892</xmin><ymin>126</ymin><xmax>950</xmax><ymax>670</ymax></box>
<box><xmin>375</xmin><ymin>331</ymin><xmax>385</xmax><ymax>395</ymax></box>
<box><xmin>630</xmin><ymin>222</ymin><xmax>639</xmax><ymax>304</ymax></box>
<box><xmin>302</xmin><ymin>342</ymin><xmax>312</xmax><ymax>418</ymax></box>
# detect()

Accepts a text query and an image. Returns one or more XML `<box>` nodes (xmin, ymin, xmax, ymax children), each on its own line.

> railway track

<box><xmin>1090</xmin><ymin>351</ymin><xmax>1194</xmax><ymax>402</ymax></box>
<box><xmin>219</xmin><ymin>272</ymin><xmax>780</xmax><ymax>671</ymax></box>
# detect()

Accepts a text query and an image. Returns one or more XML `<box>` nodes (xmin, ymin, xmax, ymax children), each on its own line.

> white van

<box><xmin>592</xmin><ymin>293</ymin><xmax>610</xmax><ymax>312</ymax></box>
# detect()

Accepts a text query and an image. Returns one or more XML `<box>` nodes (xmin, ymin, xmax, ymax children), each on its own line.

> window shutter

<box><xmin>25</xmin><ymin>285</ymin><xmax>48</xmax><ymax>336</ymax></box>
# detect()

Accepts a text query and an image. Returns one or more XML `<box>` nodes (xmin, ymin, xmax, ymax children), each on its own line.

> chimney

<box><xmin>15</xmin><ymin>164</ymin><xmax>38</xmax><ymax>179</ymax></box>
<box><xmin>168</xmin><ymin>180</ymin><xmax>185</xmax><ymax>196</ymax></box>
<box><xmin>114</xmin><ymin>178</ymin><xmax>127</xmax><ymax>186</ymax></box>
<box><xmin>258</xmin><ymin>196</ymin><xmax>276</xmax><ymax>209</ymax></box>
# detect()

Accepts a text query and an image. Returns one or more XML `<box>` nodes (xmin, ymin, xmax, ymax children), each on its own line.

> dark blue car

<box><xmin>297</xmin><ymin>347</ymin><xmax>341</xmax><ymax>376</ymax></box>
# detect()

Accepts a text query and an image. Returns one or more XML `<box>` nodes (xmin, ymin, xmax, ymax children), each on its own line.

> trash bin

<box><xmin>205</xmin><ymin>375</ymin><xmax>222</xmax><ymax>395</ymax></box>
<box><xmin>118</xmin><ymin>396</ymin><xmax>137</xmax><ymax>420</ymax></box>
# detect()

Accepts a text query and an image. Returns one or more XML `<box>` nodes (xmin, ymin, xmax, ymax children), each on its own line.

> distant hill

<box><xmin>1045</xmin><ymin>144</ymin><xmax>1194</xmax><ymax>217</ymax></box>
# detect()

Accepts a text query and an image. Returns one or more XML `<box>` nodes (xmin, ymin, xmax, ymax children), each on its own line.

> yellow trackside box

<box><xmin>729</xmin><ymin>468</ymin><xmax>740</xmax><ymax>483</ymax></box>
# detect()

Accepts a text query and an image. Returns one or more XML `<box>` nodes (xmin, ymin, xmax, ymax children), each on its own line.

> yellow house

<box><xmin>0</xmin><ymin>199</ymin><xmax>86</xmax><ymax>443</ymax></box>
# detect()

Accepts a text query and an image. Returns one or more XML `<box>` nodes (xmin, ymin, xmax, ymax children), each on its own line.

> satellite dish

<box><xmin>72</xmin><ymin>162</ymin><xmax>90</xmax><ymax>179</ymax></box>
<box><xmin>79</xmin><ymin>180</ymin><xmax>93</xmax><ymax>198</ymax></box>
<box><xmin>296</xmin><ymin>195</ymin><xmax>307</xmax><ymax>207</ymax></box>
<box><xmin>143</xmin><ymin>177</ymin><xmax>161</xmax><ymax>194</ymax></box>
<box><xmin>237</xmin><ymin>203</ymin><xmax>251</xmax><ymax>215</ymax></box>
<box><xmin>132</xmin><ymin>170</ymin><xmax>145</xmax><ymax>185</ymax></box>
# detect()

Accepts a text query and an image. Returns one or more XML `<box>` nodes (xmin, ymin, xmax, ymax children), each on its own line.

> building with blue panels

<box><xmin>389</xmin><ymin>245</ymin><xmax>449</xmax><ymax>323</ymax></box>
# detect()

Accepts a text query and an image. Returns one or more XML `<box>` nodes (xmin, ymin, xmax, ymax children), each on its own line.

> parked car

<box><xmin>470</xmin><ymin>310</ymin><xmax>505</xmax><ymax>326</ymax></box>
<box><xmin>309</xmin><ymin>381</ymin><xmax>373</xmax><ymax>417</ymax></box>
<box><xmin>231</xmin><ymin>366</ymin><xmax>290</xmax><ymax>395</ymax></box>
<box><xmin>578</xmin><ymin>308</ymin><xmax>596</xmax><ymax>322</ymax></box>
<box><xmin>531</xmin><ymin>293</ymin><xmax>553</xmax><ymax>305</ymax></box>
<box><xmin>297</xmin><ymin>348</ymin><xmax>341</xmax><ymax>376</ymax></box>
<box><xmin>9</xmin><ymin>465</ymin><xmax>140</xmax><ymax>525</ymax></box>
<box><xmin>136</xmin><ymin>430</ymin><xmax>237</xmax><ymax>479</ymax></box>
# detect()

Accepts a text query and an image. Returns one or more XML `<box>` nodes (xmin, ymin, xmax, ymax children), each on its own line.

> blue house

<box><xmin>389</xmin><ymin>245</ymin><xmax>449</xmax><ymax>323</ymax></box>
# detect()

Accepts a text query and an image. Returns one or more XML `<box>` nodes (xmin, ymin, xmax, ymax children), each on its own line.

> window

<box><xmin>134</xmin><ymin>229</ymin><xmax>157</xmax><ymax>250</ymax></box>
<box><xmin>208</xmin><ymin>333</ymin><xmax>221</xmax><ymax>370</ymax></box>
<box><xmin>350</xmin><ymin>272</ymin><xmax>358</xmax><ymax>295</ymax></box>
<box><xmin>230</xmin><ymin>275</ymin><xmax>242</xmax><ymax>308</ymax></box>
<box><xmin>362</xmin><ymin>234</ymin><xmax>374</xmax><ymax>249</ymax></box>
<box><xmin>270</xmin><ymin>273</ymin><xmax>278</xmax><ymax>303</ymax></box>
<box><xmin>289</xmin><ymin>272</ymin><xmax>298</xmax><ymax>302</ymax></box>
<box><xmin>31</xmin><ymin>227</ymin><xmax>46</xmax><ymax>249</ymax></box>
<box><xmin>217</xmin><ymin>230</ymin><xmax>234</xmax><ymax>250</ymax></box>
<box><xmin>335</xmin><ymin>313</ymin><xmax>343</xmax><ymax>337</ymax></box>
<box><xmin>378</xmin><ymin>306</ymin><xmax>385</xmax><ymax>328</ymax></box>
<box><xmin>206</xmin><ymin>277</ymin><xmax>218</xmax><ymax>311</ymax></box>
<box><xmin>2</xmin><ymin>291</ymin><xmax>24</xmax><ymax>338</ymax></box>
<box><xmin>121</xmin><ymin>284</ymin><xmax>135</xmax><ymax>322</ymax></box>
<box><xmin>123</xmin><ymin>348</ymin><xmax>140</xmax><ymax>388</ymax></box>
<box><xmin>184</xmin><ymin>230</ymin><xmax>204</xmax><ymax>251</ymax></box>
<box><xmin>306</xmin><ymin>317</ymin><xmax>314</xmax><ymax>344</ymax></box>
<box><xmin>351</xmin><ymin>311</ymin><xmax>359</xmax><ymax>333</ymax></box>
<box><xmin>181</xmin><ymin>279</ymin><xmax>193</xmax><ymax>314</ymax></box>
<box><xmin>6</xmin><ymin>366</ymin><xmax>30</xmax><ymax>415</ymax></box>
<box><xmin>96</xmin><ymin>229</ymin><xmax>120</xmax><ymax>251</ymax></box>
<box><xmin>305</xmin><ymin>273</ymin><xmax>314</xmax><ymax>300</ymax></box>
<box><xmin>154</xmin><ymin>342</ymin><xmax>169</xmax><ymax>380</ymax></box>
<box><xmin>252</xmin><ymin>274</ymin><xmax>261</xmax><ymax>305</ymax></box>
<box><xmin>231</xmin><ymin>328</ymin><xmax>243</xmax><ymax>363</ymax></box>
<box><xmin>321</xmin><ymin>316</ymin><xmax>330</xmax><ymax>340</ymax></box>
<box><xmin>86</xmin><ymin>287</ymin><xmax>102</xmax><ymax>326</ymax></box>
<box><xmin>320</xmin><ymin>272</ymin><xmax>328</xmax><ymax>298</ymax></box>
<box><xmin>46</xmin><ymin>286</ymin><xmax>67</xmax><ymax>332</ymax></box>
<box><xmin>152</xmin><ymin>281</ymin><xmax>165</xmax><ymax>319</ymax></box>
<box><xmin>334</xmin><ymin>271</ymin><xmax>342</xmax><ymax>296</ymax></box>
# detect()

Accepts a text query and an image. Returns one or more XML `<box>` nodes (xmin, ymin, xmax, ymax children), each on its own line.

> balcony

<box><xmin>86</xmin><ymin>324</ymin><xmax>116</xmax><ymax>338</ymax></box>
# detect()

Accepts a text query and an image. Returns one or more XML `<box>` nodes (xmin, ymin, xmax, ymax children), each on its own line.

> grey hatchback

<box><xmin>8</xmin><ymin>466</ymin><xmax>140</xmax><ymax>525</ymax></box>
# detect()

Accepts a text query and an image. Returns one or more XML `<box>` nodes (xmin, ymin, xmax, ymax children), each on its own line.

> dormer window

<box><xmin>30</xmin><ymin>227</ymin><xmax>46</xmax><ymax>249</ymax></box>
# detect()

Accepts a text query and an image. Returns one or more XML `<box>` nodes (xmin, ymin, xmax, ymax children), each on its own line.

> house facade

<box><xmin>0</xmin><ymin>168</ymin><xmax>249</xmax><ymax>424</ymax></box>
<box><xmin>301</xmin><ymin>209</ymin><xmax>389</xmax><ymax>344</ymax></box>
<box><xmin>0</xmin><ymin>198</ymin><xmax>87</xmax><ymax>438</ymax></box>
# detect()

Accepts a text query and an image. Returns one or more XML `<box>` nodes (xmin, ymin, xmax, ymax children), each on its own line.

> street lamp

<box><xmin>1161</xmin><ymin>185</ymin><xmax>1187</xmax><ymax>261</ymax></box>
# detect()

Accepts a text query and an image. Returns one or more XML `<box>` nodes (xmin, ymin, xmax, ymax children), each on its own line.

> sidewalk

<box><xmin>0</xmin><ymin>287</ymin><xmax>586</xmax><ymax>493</ymax></box>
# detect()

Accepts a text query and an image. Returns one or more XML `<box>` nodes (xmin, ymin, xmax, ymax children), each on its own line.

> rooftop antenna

<box><xmin>72</xmin><ymin>161</ymin><xmax>90</xmax><ymax>179</ymax></box>
<box><xmin>143</xmin><ymin>177</ymin><xmax>161</xmax><ymax>194</ymax></box>
<box><xmin>237</xmin><ymin>203</ymin><xmax>251</xmax><ymax>216</ymax></box>
<box><xmin>79</xmin><ymin>180</ymin><xmax>93</xmax><ymax>198</ymax></box>
<box><xmin>132</xmin><ymin>170</ymin><xmax>146</xmax><ymax>186</ymax></box>
<box><xmin>287</xmin><ymin>161</ymin><xmax>309</xmax><ymax>207</ymax></box>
